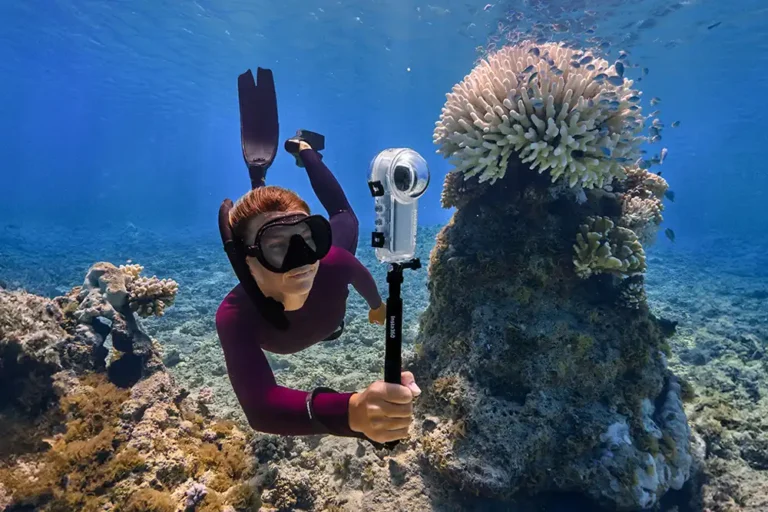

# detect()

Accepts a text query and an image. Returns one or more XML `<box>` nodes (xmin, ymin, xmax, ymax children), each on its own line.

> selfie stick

<box><xmin>368</xmin><ymin>148</ymin><xmax>429</xmax><ymax>447</ymax></box>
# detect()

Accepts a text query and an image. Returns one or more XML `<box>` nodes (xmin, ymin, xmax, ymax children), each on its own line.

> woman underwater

<box><xmin>216</xmin><ymin>68</ymin><xmax>420</xmax><ymax>444</ymax></box>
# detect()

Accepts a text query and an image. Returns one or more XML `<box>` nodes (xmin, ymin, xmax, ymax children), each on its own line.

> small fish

<box><xmin>629</xmin><ymin>105</ymin><xmax>640</xmax><ymax>111</ymax></box>
<box><xmin>652</xmin><ymin>118</ymin><xmax>663</xmax><ymax>127</ymax></box>
<box><xmin>594</xmin><ymin>73</ymin><xmax>607</xmax><ymax>82</ymax></box>
<box><xmin>599</xmin><ymin>99</ymin><xmax>611</xmax><ymax>105</ymax></box>
<box><xmin>601</xmin><ymin>147</ymin><xmax>612</xmax><ymax>156</ymax></box>
<box><xmin>664</xmin><ymin>228</ymin><xmax>676</xmax><ymax>242</ymax></box>
<box><xmin>615</xmin><ymin>157</ymin><xmax>633</xmax><ymax>163</ymax></box>
<box><xmin>650</xmin><ymin>97</ymin><xmax>661</xmax><ymax>106</ymax></box>
<box><xmin>637</xmin><ymin>158</ymin><xmax>651</xmax><ymax>169</ymax></box>
<box><xmin>627</xmin><ymin>95</ymin><xmax>640</xmax><ymax>102</ymax></box>
<box><xmin>671</xmin><ymin>121</ymin><xmax>680</xmax><ymax>128</ymax></box>
<box><xmin>609</xmin><ymin>100</ymin><xmax>621</xmax><ymax>108</ymax></box>
<box><xmin>580</xmin><ymin>55</ymin><xmax>593</xmax><ymax>65</ymax></box>
<box><xmin>523</xmin><ymin>64</ymin><xmax>535</xmax><ymax>73</ymax></box>
<box><xmin>600</xmin><ymin>41</ymin><xmax>611</xmax><ymax>49</ymax></box>
<box><xmin>587</xmin><ymin>64</ymin><xmax>596</xmax><ymax>71</ymax></box>
<box><xmin>483</xmin><ymin>4</ymin><xmax>494</xmax><ymax>11</ymax></box>
<box><xmin>571</xmin><ymin>61</ymin><xmax>581</xmax><ymax>68</ymax></box>
<box><xmin>529</xmin><ymin>47</ymin><xmax>540</xmax><ymax>56</ymax></box>
<box><xmin>660</xmin><ymin>147</ymin><xmax>668</xmax><ymax>163</ymax></box>
<box><xmin>643</xmin><ymin>67</ymin><xmax>649</xmax><ymax>75</ymax></box>
<box><xmin>607</xmin><ymin>76</ymin><xmax>624</xmax><ymax>86</ymax></box>
<box><xmin>651</xmin><ymin>156</ymin><xmax>661</xmax><ymax>165</ymax></box>
<box><xmin>650</xmin><ymin>135</ymin><xmax>662</xmax><ymax>143</ymax></box>
<box><xmin>707</xmin><ymin>21</ymin><xmax>722</xmax><ymax>30</ymax></box>
<box><xmin>532</xmin><ymin>98</ymin><xmax>545</xmax><ymax>108</ymax></box>
<box><xmin>619</xmin><ymin>50</ymin><xmax>629</xmax><ymax>59</ymax></box>
<box><xmin>665</xmin><ymin>190</ymin><xmax>675</xmax><ymax>202</ymax></box>
<box><xmin>615</xmin><ymin>61</ymin><xmax>625</xmax><ymax>77</ymax></box>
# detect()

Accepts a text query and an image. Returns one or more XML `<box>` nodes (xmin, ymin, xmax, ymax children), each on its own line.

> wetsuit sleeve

<box><xmin>337</xmin><ymin>249</ymin><xmax>384</xmax><ymax>309</ymax></box>
<box><xmin>215</xmin><ymin>303</ymin><xmax>361</xmax><ymax>437</ymax></box>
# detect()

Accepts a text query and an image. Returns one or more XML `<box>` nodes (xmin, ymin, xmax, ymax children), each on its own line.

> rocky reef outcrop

<box><xmin>410</xmin><ymin>40</ymin><xmax>692</xmax><ymax>510</ymax></box>
<box><xmin>0</xmin><ymin>263</ymin><xmax>264</xmax><ymax>512</ymax></box>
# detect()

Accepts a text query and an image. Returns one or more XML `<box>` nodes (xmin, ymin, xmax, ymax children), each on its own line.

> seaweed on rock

<box><xmin>0</xmin><ymin>270</ymin><xmax>261</xmax><ymax>512</ymax></box>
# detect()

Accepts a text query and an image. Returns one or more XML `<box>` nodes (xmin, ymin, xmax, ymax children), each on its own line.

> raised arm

<box><xmin>215</xmin><ymin>299</ymin><xmax>361</xmax><ymax>437</ymax></box>
<box><xmin>336</xmin><ymin>249</ymin><xmax>383</xmax><ymax>310</ymax></box>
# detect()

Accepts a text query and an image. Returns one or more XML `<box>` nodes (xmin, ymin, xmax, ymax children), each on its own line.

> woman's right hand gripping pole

<box><xmin>348</xmin><ymin>371</ymin><xmax>421</xmax><ymax>443</ymax></box>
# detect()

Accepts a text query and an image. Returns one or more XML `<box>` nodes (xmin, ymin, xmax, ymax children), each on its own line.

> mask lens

<box><xmin>260</xmin><ymin>224</ymin><xmax>315</xmax><ymax>267</ymax></box>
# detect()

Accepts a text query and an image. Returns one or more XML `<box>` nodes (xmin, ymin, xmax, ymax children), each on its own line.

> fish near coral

<box><xmin>664</xmin><ymin>228</ymin><xmax>676</xmax><ymax>242</ymax></box>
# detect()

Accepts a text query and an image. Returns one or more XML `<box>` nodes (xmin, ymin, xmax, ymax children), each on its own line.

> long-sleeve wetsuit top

<box><xmin>215</xmin><ymin>248</ymin><xmax>383</xmax><ymax>437</ymax></box>
<box><xmin>215</xmin><ymin>149</ymin><xmax>383</xmax><ymax>438</ymax></box>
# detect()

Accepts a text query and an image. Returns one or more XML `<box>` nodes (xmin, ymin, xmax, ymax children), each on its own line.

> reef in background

<box><xmin>0</xmin><ymin>264</ymin><xmax>264</xmax><ymax>512</ymax></box>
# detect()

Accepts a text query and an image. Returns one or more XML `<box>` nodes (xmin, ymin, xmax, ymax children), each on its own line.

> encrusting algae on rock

<box><xmin>0</xmin><ymin>263</ymin><xmax>264</xmax><ymax>512</ymax></box>
<box><xmin>414</xmin><ymin>39</ymin><xmax>692</xmax><ymax>509</ymax></box>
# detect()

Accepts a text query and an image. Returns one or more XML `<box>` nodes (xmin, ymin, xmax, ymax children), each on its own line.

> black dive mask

<box><xmin>244</xmin><ymin>213</ymin><xmax>332</xmax><ymax>273</ymax></box>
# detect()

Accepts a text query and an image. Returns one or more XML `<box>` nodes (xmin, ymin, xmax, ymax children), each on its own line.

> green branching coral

<box><xmin>573</xmin><ymin>216</ymin><xmax>646</xmax><ymax>278</ymax></box>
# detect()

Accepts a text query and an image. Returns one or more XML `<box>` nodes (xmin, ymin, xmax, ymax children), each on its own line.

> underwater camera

<box><xmin>367</xmin><ymin>148</ymin><xmax>430</xmax><ymax>264</ymax></box>
<box><xmin>367</xmin><ymin>149</ymin><xmax>429</xmax><ymax>449</ymax></box>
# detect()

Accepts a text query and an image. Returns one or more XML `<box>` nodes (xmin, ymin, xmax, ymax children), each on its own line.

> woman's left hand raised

<box><xmin>368</xmin><ymin>303</ymin><xmax>386</xmax><ymax>325</ymax></box>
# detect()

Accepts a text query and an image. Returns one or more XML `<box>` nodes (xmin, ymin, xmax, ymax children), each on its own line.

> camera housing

<box><xmin>367</xmin><ymin>148</ymin><xmax>430</xmax><ymax>263</ymax></box>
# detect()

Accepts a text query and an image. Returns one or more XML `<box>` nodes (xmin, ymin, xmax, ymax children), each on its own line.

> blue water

<box><xmin>2</xmin><ymin>0</ymin><xmax>767</xmax><ymax>241</ymax></box>
<box><xmin>1</xmin><ymin>2</ymin><xmax>768</xmax><ymax>511</ymax></box>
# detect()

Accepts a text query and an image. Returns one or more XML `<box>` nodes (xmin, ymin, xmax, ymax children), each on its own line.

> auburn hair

<box><xmin>229</xmin><ymin>186</ymin><xmax>310</xmax><ymax>239</ymax></box>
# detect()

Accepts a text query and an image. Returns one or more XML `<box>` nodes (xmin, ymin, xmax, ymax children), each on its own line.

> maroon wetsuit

<box><xmin>215</xmin><ymin>149</ymin><xmax>383</xmax><ymax>437</ymax></box>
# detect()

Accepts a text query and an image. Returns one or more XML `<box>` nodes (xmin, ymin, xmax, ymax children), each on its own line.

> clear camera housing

<box><xmin>368</xmin><ymin>148</ymin><xmax>430</xmax><ymax>263</ymax></box>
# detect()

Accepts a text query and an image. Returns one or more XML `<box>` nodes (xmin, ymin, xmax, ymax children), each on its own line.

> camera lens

<box><xmin>393</xmin><ymin>165</ymin><xmax>412</xmax><ymax>192</ymax></box>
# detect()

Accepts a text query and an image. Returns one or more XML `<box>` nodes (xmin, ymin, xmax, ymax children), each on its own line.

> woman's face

<box><xmin>244</xmin><ymin>211</ymin><xmax>320</xmax><ymax>296</ymax></box>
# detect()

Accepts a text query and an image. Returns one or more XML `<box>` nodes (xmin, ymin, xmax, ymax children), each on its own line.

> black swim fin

<box><xmin>238</xmin><ymin>68</ymin><xmax>279</xmax><ymax>189</ymax></box>
<box><xmin>285</xmin><ymin>129</ymin><xmax>325</xmax><ymax>168</ymax></box>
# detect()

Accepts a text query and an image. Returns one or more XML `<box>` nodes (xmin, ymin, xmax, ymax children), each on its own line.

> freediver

<box><xmin>216</xmin><ymin>68</ymin><xmax>420</xmax><ymax>444</ymax></box>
